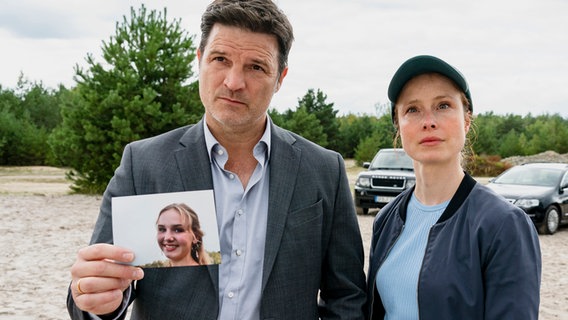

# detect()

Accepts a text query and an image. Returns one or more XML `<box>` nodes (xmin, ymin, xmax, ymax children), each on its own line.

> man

<box><xmin>68</xmin><ymin>0</ymin><xmax>366</xmax><ymax>319</ymax></box>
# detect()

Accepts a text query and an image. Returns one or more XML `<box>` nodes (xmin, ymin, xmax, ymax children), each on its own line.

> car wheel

<box><xmin>356</xmin><ymin>207</ymin><xmax>369</xmax><ymax>215</ymax></box>
<box><xmin>539</xmin><ymin>205</ymin><xmax>560</xmax><ymax>235</ymax></box>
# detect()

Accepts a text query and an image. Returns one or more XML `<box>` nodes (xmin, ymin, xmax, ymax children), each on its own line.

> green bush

<box><xmin>469</xmin><ymin>154</ymin><xmax>512</xmax><ymax>177</ymax></box>
<box><xmin>0</xmin><ymin>110</ymin><xmax>52</xmax><ymax>165</ymax></box>
<box><xmin>354</xmin><ymin>135</ymin><xmax>380</xmax><ymax>166</ymax></box>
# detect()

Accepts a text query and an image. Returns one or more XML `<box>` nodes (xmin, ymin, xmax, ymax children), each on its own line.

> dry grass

<box><xmin>0</xmin><ymin>166</ymin><xmax>71</xmax><ymax>195</ymax></box>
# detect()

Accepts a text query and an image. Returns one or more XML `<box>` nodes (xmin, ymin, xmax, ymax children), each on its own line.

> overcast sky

<box><xmin>1</xmin><ymin>0</ymin><xmax>567</xmax><ymax>117</ymax></box>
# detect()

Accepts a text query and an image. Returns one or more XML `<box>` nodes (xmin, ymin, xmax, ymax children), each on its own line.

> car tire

<box><xmin>356</xmin><ymin>207</ymin><xmax>369</xmax><ymax>215</ymax></box>
<box><xmin>539</xmin><ymin>205</ymin><xmax>560</xmax><ymax>235</ymax></box>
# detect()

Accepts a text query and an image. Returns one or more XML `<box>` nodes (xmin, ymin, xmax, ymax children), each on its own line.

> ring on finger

<box><xmin>76</xmin><ymin>278</ymin><xmax>86</xmax><ymax>295</ymax></box>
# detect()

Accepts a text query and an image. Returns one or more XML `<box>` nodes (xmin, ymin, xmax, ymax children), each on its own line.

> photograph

<box><xmin>112</xmin><ymin>190</ymin><xmax>221</xmax><ymax>267</ymax></box>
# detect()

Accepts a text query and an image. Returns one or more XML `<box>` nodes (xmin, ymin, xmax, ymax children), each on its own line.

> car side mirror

<box><xmin>363</xmin><ymin>162</ymin><xmax>370</xmax><ymax>169</ymax></box>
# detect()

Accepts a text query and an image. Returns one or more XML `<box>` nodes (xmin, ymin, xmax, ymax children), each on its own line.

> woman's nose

<box><xmin>422</xmin><ymin>112</ymin><xmax>437</xmax><ymax>129</ymax></box>
<box><xmin>164</xmin><ymin>231</ymin><xmax>174</xmax><ymax>241</ymax></box>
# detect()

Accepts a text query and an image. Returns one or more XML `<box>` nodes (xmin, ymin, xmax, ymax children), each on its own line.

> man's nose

<box><xmin>224</xmin><ymin>67</ymin><xmax>246</xmax><ymax>91</ymax></box>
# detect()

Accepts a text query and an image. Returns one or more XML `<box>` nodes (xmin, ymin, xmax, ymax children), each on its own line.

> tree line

<box><xmin>1</xmin><ymin>6</ymin><xmax>567</xmax><ymax>193</ymax></box>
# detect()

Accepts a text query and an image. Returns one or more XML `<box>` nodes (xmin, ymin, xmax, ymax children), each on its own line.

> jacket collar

<box><xmin>262</xmin><ymin>123</ymin><xmax>301</xmax><ymax>289</ymax></box>
<box><xmin>175</xmin><ymin>119</ymin><xmax>214</xmax><ymax>191</ymax></box>
<box><xmin>398</xmin><ymin>172</ymin><xmax>477</xmax><ymax>223</ymax></box>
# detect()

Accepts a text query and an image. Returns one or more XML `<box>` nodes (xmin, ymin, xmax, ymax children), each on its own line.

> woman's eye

<box><xmin>438</xmin><ymin>103</ymin><xmax>450</xmax><ymax>110</ymax></box>
<box><xmin>406</xmin><ymin>106</ymin><xmax>418</xmax><ymax>114</ymax></box>
<box><xmin>175</xmin><ymin>228</ymin><xmax>185</xmax><ymax>233</ymax></box>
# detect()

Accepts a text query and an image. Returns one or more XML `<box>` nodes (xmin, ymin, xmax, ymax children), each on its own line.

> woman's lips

<box><xmin>420</xmin><ymin>137</ymin><xmax>442</xmax><ymax>145</ymax></box>
<box><xmin>163</xmin><ymin>244</ymin><xmax>178</xmax><ymax>252</ymax></box>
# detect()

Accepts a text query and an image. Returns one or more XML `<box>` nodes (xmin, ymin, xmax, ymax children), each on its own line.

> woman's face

<box><xmin>156</xmin><ymin>209</ymin><xmax>196</xmax><ymax>265</ymax></box>
<box><xmin>395</xmin><ymin>73</ymin><xmax>471</xmax><ymax>166</ymax></box>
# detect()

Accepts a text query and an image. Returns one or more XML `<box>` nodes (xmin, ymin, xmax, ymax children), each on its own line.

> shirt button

<box><xmin>217</xmin><ymin>149</ymin><xmax>224</xmax><ymax>155</ymax></box>
<box><xmin>236</xmin><ymin>249</ymin><xmax>243</xmax><ymax>256</ymax></box>
<box><xmin>228</xmin><ymin>291</ymin><xmax>234</xmax><ymax>298</ymax></box>
<box><xmin>236</xmin><ymin>209</ymin><xmax>243</xmax><ymax>216</ymax></box>
<box><xmin>229</xmin><ymin>174</ymin><xmax>235</xmax><ymax>179</ymax></box>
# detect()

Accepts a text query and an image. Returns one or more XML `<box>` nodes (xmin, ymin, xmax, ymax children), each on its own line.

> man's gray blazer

<box><xmin>67</xmin><ymin>119</ymin><xmax>367</xmax><ymax>319</ymax></box>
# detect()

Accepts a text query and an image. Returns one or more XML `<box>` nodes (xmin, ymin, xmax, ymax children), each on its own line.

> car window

<box><xmin>561</xmin><ymin>171</ymin><xmax>568</xmax><ymax>187</ymax></box>
<box><xmin>495</xmin><ymin>166</ymin><xmax>563</xmax><ymax>187</ymax></box>
<box><xmin>369</xmin><ymin>151</ymin><xmax>413</xmax><ymax>170</ymax></box>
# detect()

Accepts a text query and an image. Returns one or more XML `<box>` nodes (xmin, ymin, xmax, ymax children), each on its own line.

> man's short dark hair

<box><xmin>199</xmin><ymin>0</ymin><xmax>294</xmax><ymax>75</ymax></box>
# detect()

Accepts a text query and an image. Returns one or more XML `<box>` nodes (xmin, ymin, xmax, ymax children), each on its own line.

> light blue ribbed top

<box><xmin>376</xmin><ymin>194</ymin><xmax>449</xmax><ymax>319</ymax></box>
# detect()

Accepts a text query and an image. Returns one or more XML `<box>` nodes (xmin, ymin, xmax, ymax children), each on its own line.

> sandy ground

<box><xmin>0</xmin><ymin>165</ymin><xmax>567</xmax><ymax>319</ymax></box>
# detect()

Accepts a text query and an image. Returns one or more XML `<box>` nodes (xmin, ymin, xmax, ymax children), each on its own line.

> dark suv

<box><xmin>354</xmin><ymin>148</ymin><xmax>415</xmax><ymax>215</ymax></box>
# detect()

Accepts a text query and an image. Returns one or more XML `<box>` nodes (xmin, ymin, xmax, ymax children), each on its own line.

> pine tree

<box><xmin>50</xmin><ymin>5</ymin><xmax>202</xmax><ymax>193</ymax></box>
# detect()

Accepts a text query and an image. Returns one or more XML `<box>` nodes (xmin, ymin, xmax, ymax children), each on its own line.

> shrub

<box><xmin>469</xmin><ymin>154</ymin><xmax>512</xmax><ymax>177</ymax></box>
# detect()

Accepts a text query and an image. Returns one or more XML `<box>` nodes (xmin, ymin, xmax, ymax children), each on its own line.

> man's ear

<box><xmin>275</xmin><ymin>67</ymin><xmax>288</xmax><ymax>93</ymax></box>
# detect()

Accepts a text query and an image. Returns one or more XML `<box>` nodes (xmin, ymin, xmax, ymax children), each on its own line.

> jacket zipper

<box><xmin>415</xmin><ymin>227</ymin><xmax>435</xmax><ymax>320</ymax></box>
<box><xmin>369</xmin><ymin>224</ymin><xmax>405</xmax><ymax>319</ymax></box>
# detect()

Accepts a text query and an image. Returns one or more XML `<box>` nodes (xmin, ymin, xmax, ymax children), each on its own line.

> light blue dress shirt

<box><xmin>204</xmin><ymin>119</ymin><xmax>270</xmax><ymax>320</ymax></box>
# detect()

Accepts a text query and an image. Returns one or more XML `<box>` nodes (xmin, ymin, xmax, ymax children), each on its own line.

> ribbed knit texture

<box><xmin>376</xmin><ymin>194</ymin><xmax>448</xmax><ymax>319</ymax></box>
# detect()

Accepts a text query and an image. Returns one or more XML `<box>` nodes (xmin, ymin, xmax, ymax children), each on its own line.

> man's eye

<box><xmin>438</xmin><ymin>103</ymin><xmax>450</xmax><ymax>110</ymax></box>
<box><xmin>251</xmin><ymin>65</ymin><xmax>264</xmax><ymax>72</ymax></box>
<box><xmin>213</xmin><ymin>56</ymin><xmax>225</xmax><ymax>62</ymax></box>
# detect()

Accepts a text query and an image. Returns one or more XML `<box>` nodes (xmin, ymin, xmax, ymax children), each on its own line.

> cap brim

<box><xmin>388</xmin><ymin>55</ymin><xmax>472</xmax><ymax>121</ymax></box>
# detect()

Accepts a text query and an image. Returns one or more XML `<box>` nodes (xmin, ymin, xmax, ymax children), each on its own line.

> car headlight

<box><xmin>356</xmin><ymin>177</ymin><xmax>371</xmax><ymax>187</ymax></box>
<box><xmin>514</xmin><ymin>199</ymin><xmax>539</xmax><ymax>209</ymax></box>
<box><xmin>406</xmin><ymin>179</ymin><xmax>416</xmax><ymax>189</ymax></box>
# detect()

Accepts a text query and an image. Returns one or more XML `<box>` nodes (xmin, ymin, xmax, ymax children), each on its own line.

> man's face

<box><xmin>197</xmin><ymin>24</ymin><xmax>287</xmax><ymax>134</ymax></box>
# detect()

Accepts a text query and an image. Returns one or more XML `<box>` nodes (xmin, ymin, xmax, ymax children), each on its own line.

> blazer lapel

<box><xmin>262</xmin><ymin>124</ymin><xmax>301</xmax><ymax>289</ymax></box>
<box><xmin>173</xmin><ymin>119</ymin><xmax>219</xmax><ymax>291</ymax></box>
<box><xmin>174</xmin><ymin>119</ymin><xmax>214</xmax><ymax>191</ymax></box>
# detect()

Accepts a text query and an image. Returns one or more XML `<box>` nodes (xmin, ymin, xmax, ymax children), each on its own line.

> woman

<box><xmin>156</xmin><ymin>203</ymin><xmax>211</xmax><ymax>266</ymax></box>
<box><xmin>367</xmin><ymin>55</ymin><xmax>541</xmax><ymax>319</ymax></box>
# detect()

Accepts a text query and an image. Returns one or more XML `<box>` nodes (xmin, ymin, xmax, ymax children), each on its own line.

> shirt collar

<box><xmin>203</xmin><ymin>114</ymin><xmax>272</xmax><ymax>162</ymax></box>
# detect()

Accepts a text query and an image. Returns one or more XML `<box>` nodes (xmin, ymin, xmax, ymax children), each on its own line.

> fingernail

<box><xmin>134</xmin><ymin>268</ymin><xmax>144</xmax><ymax>279</ymax></box>
<box><xmin>123</xmin><ymin>252</ymin><xmax>134</xmax><ymax>261</ymax></box>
